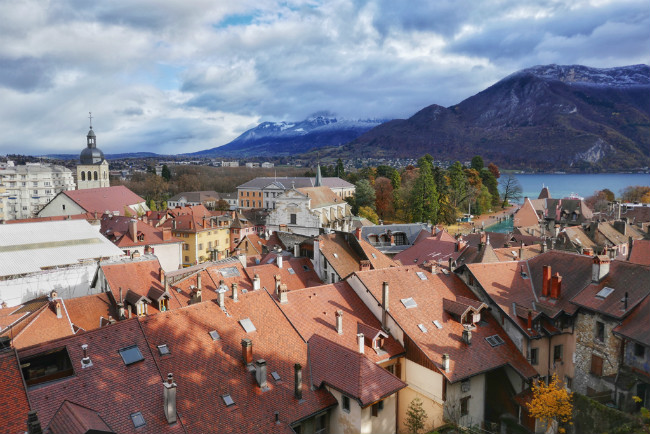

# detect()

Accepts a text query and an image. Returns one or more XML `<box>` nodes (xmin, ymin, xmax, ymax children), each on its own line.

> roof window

<box><xmin>222</xmin><ymin>394</ymin><xmax>235</xmax><ymax>406</ymax></box>
<box><xmin>595</xmin><ymin>286</ymin><xmax>615</xmax><ymax>299</ymax></box>
<box><xmin>418</xmin><ymin>324</ymin><xmax>428</xmax><ymax>333</ymax></box>
<box><xmin>333</xmin><ymin>253</ymin><xmax>339</xmax><ymax>259</ymax></box>
<box><xmin>401</xmin><ymin>297</ymin><xmax>417</xmax><ymax>309</ymax></box>
<box><xmin>288</xmin><ymin>268</ymin><xmax>295</xmax><ymax>275</ymax></box>
<box><xmin>209</xmin><ymin>330</ymin><xmax>221</xmax><ymax>341</ymax></box>
<box><xmin>485</xmin><ymin>335</ymin><xmax>505</xmax><ymax>347</ymax></box>
<box><xmin>219</xmin><ymin>267</ymin><xmax>240</xmax><ymax>278</ymax></box>
<box><xmin>433</xmin><ymin>320</ymin><xmax>443</xmax><ymax>329</ymax></box>
<box><xmin>119</xmin><ymin>345</ymin><xmax>144</xmax><ymax>365</ymax></box>
<box><xmin>157</xmin><ymin>344</ymin><xmax>170</xmax><ymax>356</ymax></box>
<box><xmin>239</xmin><ymin>318</ymin><xmax>257</xmax><ymax>333</ymax></box>
<box><xmin>371</xmin><ymin>253</ymin><xmax>377</xmax><ymax>259</ymax></box>
<box><xmin>271</xmin><ymin>371</ymin><xmax>281</xmax><ymax>381</ymax></box>
<box><xmin>302</xmin><ymin>265</ymin><xmax>310</xmax><ymax>271</ymax></box>
<box><xmin>416</xmin><ymin>271</ymin><xmax>428</xmax><ymax>280</ymax></box>
<box><xmin>130</xmin><ymin>412</ymin><xmax>146</xmax><ymax>428</ymax></box>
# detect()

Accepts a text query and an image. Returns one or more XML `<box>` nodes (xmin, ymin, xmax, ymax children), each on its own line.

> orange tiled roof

<box><xmin>613</xmin><ymin>295</ymin><xmax>650</xmax><ymax>346</ymax></box>
<box><xmin>319</xmin><ymin>233</ymin><xmax>362</xmax><ymax>279</ymax></box>
<box><xmin>629</xmin><ymin>239</ymin><xmax>650</xmax><ymax>266</ymax></box>
<box><xmin>63</xmin><ymin>186</ymin><xmax>145</xmax><ymax>213</ymax></box>
<box><xmin>513</xmin><ymin>198</ymin><xmax>539</xmax><ymax>228</ymax></box>
<box><xmin>353</xmin><ymin>266</ymin><xmax>537</xmax><ymax>382</ymax></box>
<box><xmin>245</xmin><ymin>257</ymin><xmax>322</xmax><ymax>292</ymax></box>
<box><xmin>64</xmin><ymin>293</ymin><xmax>116</xmax><ymax>332</ymax></box>
<box><xmin>100</xmin><ymin>215</ymin><xmax>181</xmax><ymax>248</ymax></box>
<box><xmin>0</xmin><ymin>350</ymin><xmax>31</xmax><ymax>434</ymax></box>
<box><xmin>277</xmin><ymin>282</ymin><xmax>404</xmax><ymax>364</ymax></box>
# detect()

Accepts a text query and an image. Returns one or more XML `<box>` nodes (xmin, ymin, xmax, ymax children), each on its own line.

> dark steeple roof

<box><xmin>79</xmin><ymin>113</ymin><xmax>105</xmax><ymax>165</ymax></box>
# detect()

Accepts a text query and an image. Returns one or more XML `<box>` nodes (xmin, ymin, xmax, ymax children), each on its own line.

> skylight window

<box><xmin>416</xmin><ymin>271</ymin><xmax>428</xmax><ymax>280</ymax></box>
<box><xmin>418</xmin><ymin>324</ymin><xmax>428</xmax><ymax>333</ymax></box>
<box><xmin>239</xmin><ymin>318</ymin><xmax>257</xmax><ymax>333</ymax></box>
<box><xmin>595</xmin><ymin>286</ymin><xmax>615</xmax><ymax>299</ymax></box>
<box><xmin>130</xmin><ymin>412</ymin><xmax>146</xmax><ymax>428</ymax></box>
<box><xmin>219</xmin><ymin>267</ymin><xmax>241</xmax><ymax>278</ymax></box>
<box><xmin>288</xmin><ymin>268</ymin><xmax>295</xmax><ymax>275</ymax></box>
<box><xmin>119</xmin><ymin>345</ymin><xmax>144</xmax><ymax>365</ymax></box>
<box><xmin>209</xmin><ymin>330</ymin><xmax>220</xmax><ymax>341</ymax></box>
<box><xmin>433</xmin><ymin>320</ymin><xmax>443</xmax><ymax>329</ymax></box>
<box><xmin>302</xmin><ymin>265</ymin><xmax>310</xmax><ymax>271</ymax></box>
<box><xmin>267</xmin><ymin>257</ymin><xmax>275</xmax><ymax>264</ymax></box>
<box><xmin>157</xmin><ymin>344</ymin><xmax>170</xmax><ymax>356</ymax></box>
<box><xmin>371</xmin><ymin>253</ymin><xmax>377</xmax><ymax>258</ymax></box>
<box><xmin>333</xmin><ymin>253</ymin><xmax>338</xmax><ymax>258</ymax></box>
<box><xmin>485</xmin><ymin>335</ymin><xmax>505</xmax><ymax>347</ymax></box>
<box><xmin>271</xmin><ymin>371</ymin><xmax>281</xmax><ymax>381</ymax></box>
<box><xmin>401</xmin><ymin>297</ymin><xmax>417</xmax><ymax>309</ymax></box>
<box><xmin>222</xmin><ymin>394</ymin><xmax>235</xmax><ymax>407</ymax></box>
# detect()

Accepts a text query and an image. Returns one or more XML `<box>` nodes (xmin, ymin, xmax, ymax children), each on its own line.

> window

<box><xmin>271</xmin><ymin>371</ymin><xmax>281</xmax><ymax>381</ymax></box>
<box><xmin>485</xmin><ymin>335</ymin><xmax>505</xmax><ymax>347</ymax></box>
<box><xmin>591</xmin><ymin>354</ymin><xmax>603</xmax><ymax>376</ymax></box>
<box><xmin>198</xmin><ymin>243</ymin><xmax>203</xmax><ymax>250</ymax></box>
<box><xmin>460</xmin><ymin>396</ymin><xmax>470</xmax><ymax>416</ymax></box>
<box><xmin>130</xmin><ymin>412</ymin><xmax>146</xmax><ymax>428</ymax></box>
<box><xmin>371</xmin><ymin>400</ymin><xmax>384</xmax><ymax>416</ymax></box>
<box><xmin>157</xmin><ymin>344</ymin><xmax>170</xmax><ymax>356</ymax></box>
<box><xmin>401</xmin><ymin>297</ymin><xmax>417</xmax><ymax>309</ymax></box>
<box><xmin>290</xmin><ymin>213</ymin><xmax>297</xmax><ymax>224</ymax></box>
<box><xmin>315</xmin><ymin>414</ymin><xmax>327</xmax><ymax>434</ymax></box>
<box><xmin>239</xmin><ymin>318</ymin><xmax>257</xmax><ymax>333</ymax></box>
<box><xmin>565</xmin><ymin>375</ymin><xmax>573</xmax><ymax>390</ymax></box>
<box><xmin>119</xmin><ymin>346</ymin><xmax>144</xmax><ymax>365</ymax></box>
<box><xmin>634</xmin><ymin>343</ymin><xmax>645</xmax><ymax>358</ymax></box>
<box><xmin>595</xmin><ymin>321</ymin><xmax>605</xmax><ymax>342</ymax></box>
<box><xmin>530</xmin><ymin>348</ymin><xmax>539</xmax><ymax>365</ymax></box>
<box><xmin>209</xmin><ymin>330</ymin><xmax>221</xmax><ymax>341</ymax></box>
<box><xmin>222</xmin><ymin>394</ymin><xmax>235</xmax><ymax>407</ymax></box>
<box><xmin>554</xmin><ymin>344</ymin><xmax>563</xmax><ymax>362</ymax></box>
<box><xmin>342</xmin><ymin>395</ymin><xmax>350</xmax><ymax>412</ymax></box>
<box><xmin>20</xmin><ymin>347</ymin><xmax>74</xmax><ymax>386</ymax></box>
<box><xmin>184</xmin><ymin>256</ymin><xmax>189</xmax><ymax>262</ymax></box>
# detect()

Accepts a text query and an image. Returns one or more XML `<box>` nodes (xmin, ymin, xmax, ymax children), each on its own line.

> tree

<box><xmin>488</xmin><ymin>162</ymin><xmax>500</xmax><ymax>179</ymax></box>
<box><xmin>410</xmin><ymin>156</ymin><xmax>439</xmax><ymax>223</ymax></box>
<box><xmin>353</xmin><ymin>179</ymin><xmax>376</xmax><ymax>214</ymax></box>
<box><xmin>161</xmin><ymin>164</ymin><xmax>171</xmax><ymax>182</ymax></box>
<box><xmin>358</xmin><ymin>206</ymin><xmax>379</xmax><ymax>224</ymax></box>
<box><xmin>148</xmin><ymin>199</ymin><xmax>158</xmax><ymax>211</ymax></box>
<box><xmin>601</xmin><ymin>188</ymin><xmax>615</xmax><ymax>202</ymax></box>
<box><xmin>404</xmin><ymin>397</ymin><xmax>428</xmax><ymax>434</ymax></box>
<box><xmin>448</xmin><ymin>161</ymin><xmax>468</xmax><ymax>209</ymax></box>
<box><xmin>621</xmin><ymin>186</ymin><xmax>650</xmax><ymax>203</ymax></box>
<box><xmin>374</xmin><ymin>177</ymin><xmax>394</xmax><ymax>220</ymax></box>
<box><xmin>500</xmin><ymin>174</ymin><xmax>523</xmax><ymax>208</ymax></box>
<box><xmin>471</xmin><ymin>155</ymin><xmax>484</xmax><ymax>172</ymax></box>
<box><xmin>585</xmin><ymin>190</ymin><xmax>611</xmax><ymax>212</ymax></box>
<box><xmin>215</xmin><ymin>199</ymin><xmax>230</xmax><ymax>211</ymax></box>
<box><xmin>480</xmin><ymin>168</ymin><xmax>500</xmax><ymax>207</ymax></box>
<box><xmin>390</xmin><ymin>170</ymin><xmax>401</xmax><ymax>190</ymax></box>
<box><xmin>335</xmin><ymin>158</ymin><xmax>345</xmax><ymax>178</ymax></box>
<box><xmin>526</xmin><ymin>374</ymin><xmax>573</xmax><ymax>434</ymax></box>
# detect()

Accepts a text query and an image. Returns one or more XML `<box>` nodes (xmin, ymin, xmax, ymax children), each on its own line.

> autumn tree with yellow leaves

<box><xmin>526</xmin><ymin>374</ymin><xmax>573</xmax><ymax>434</ymax></box>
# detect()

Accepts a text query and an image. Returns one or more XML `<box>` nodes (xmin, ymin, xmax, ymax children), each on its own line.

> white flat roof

<box><xmin>0</xmin><ymin>220</ymin><xmax>124</xmax><ymax>277</ymax></box>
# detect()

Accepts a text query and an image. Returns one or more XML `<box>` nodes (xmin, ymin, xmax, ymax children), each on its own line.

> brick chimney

<box><xmin>294</xmin><ymin>363</ymin><xmax>303</xmax><ymax>400</ymax></box>
<box><xmin>335</xmin><ymin>310</ymin><xmax>343</xmax><ymax>334</ymax></box>
<box><xmin>357</xmin><ymin>333</ymin><xmax>365</xmax><ymax>354</ymax></box>
<box><xmin>189</xmin><ymin>220</ymin><xmax>193</xmax><ymax>230</ymax></box>
<box><xmin>360</xmin><ymin>260</ymin><xmax>371</xmax><ymax>272</ymax></box>
<box><xmin>592</xmin><ymin>255</ymin><xmax>610</xmax><ymax>283</ymax></box>
<box><xmin>527</xmin><ymin>311</ymin><xmax>532</xmax><ymax>331</ymax></box>
<box><xmin>159</xmin><ymin>267</ymin><xmax>165</xmax><ymax>284</ymax></box>
<box><xmin>381</xmin><ymin>281</ymin><xmax>389</xmax><ymax>331</ymax></box>
<box><xmin>129</xmin><ymin>219</ymin><xmax>137</xmax><ymax>241</ymax></box>
<box><xmin>144</xmin><ymin>245</ymin><xmax>152</xmax><ymax>255</ymax></box>
<box><xmin>253</xmin><ymin>274</ymin><xmax>261</xmax><ymax>291</ymax></box>
<box><xmin>355</xmin><ymin>227</ymin><xmax>362</xmax><ymax>240</ymax></box>
<box><xmin>278</xmin><ymin>284</ymin><xmax>288</xmax><ymax>304</ymax></box>
<box><xmin>542</xmin><ymin>265</ymin><xmax>551</xmax><ymax>297</ymax></box>
<box><xmin>462</xmin><ymin>326</ymin><xmax>472</xmax><ymax>345</ymax></box>
<box><xmin>241</xmin><ymin>338</ymin><xmax>253</xmax><ymax>365</ymax></box>
<box><xmin>162</xmin><ymin>227</ymin><xmax>171</xmax><ymax>241</ymax></box>
<box><xmin>274</xmin><ymin>274</ymin><xmax>281</xmax><ymax>295</ymax></box>
<box><xmin>197</xmin><ymin>273</ymin><xmax>202</xmax><ymax>289</ymax></box>
<box><xmin>54</xmin><ymin>300</ymin><xmax>62</xmax><ymax>319</ymax></box>
<box><xmin>442</xmin><ymin>354</ymin><xmax>450</xmax><ymax>372</ymax></box>
<box><xmin>218</xmin><ymin>287</ymin><xmax>225</xmax><ymax>309</ymax></box>
<box><xmin>255</xmin><ymin>359</ymin><xmax>268</xmax><ymax>389</ymax></box>
<box><xmin>277</xmin><ymin>255</ymin><xmax>283</xmax><ymax>269</ymax></box>
<box><xmin>27</xmin><ymin>411</ymin><xmax>43</xmax><ymax>434</ymax></box>
<box><xmin>232</xmin><ymin>283</ymin><xmax>238</xmax><ymax>302</ymax></box>
<box><xmin>550</xmin><ymin>273</ymin><xmax>562</xmax><ymax>299</ymax></box>
<box><xmin>163</xmin><ymin>373</ymin><xmax>177</xmax><ymax>424</ymax></box>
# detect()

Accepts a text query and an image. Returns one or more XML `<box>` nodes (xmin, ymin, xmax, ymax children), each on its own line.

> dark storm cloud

<box><xmin>0</xmin><ymin>57</ymin><xmax>55</xmax><ymax>92</ymax></box>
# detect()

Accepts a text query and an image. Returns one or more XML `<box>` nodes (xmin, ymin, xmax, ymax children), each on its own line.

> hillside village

<box><xmin>1</xmin><ymin>126</ymin><xmax>650</xmax><ymax>434</ymax></box>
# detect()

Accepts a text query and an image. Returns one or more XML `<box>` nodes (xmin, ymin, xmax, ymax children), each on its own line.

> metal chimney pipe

<box><xmin>357</xmin><ymin>333</ymin><xmax>364</xmax><ymax>354</ymax></box>
<box><xmin>163</xmin><ymin>373</ymin><xmax>177</xmax><ymax>424</ymax></box>
<box><xmin>381</xmin><ymin>282</ymin><xmax>389</xmax><ymax>331</ymax></box>
<box><xmin>336</xmin><ymin>310</ymin><xmax>343</xmax><ymax>334</ymax></box>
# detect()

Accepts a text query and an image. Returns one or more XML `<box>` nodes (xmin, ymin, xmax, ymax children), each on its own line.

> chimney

<box><xmin>55</xmin><ymin>301</ymin><xmax>62</xmax><ymax>319</ymax></box>
<box><xmin>613</xmin><ymin>220</ymin><xmax>627</xmax><ymax>236</ymax></box>
<box><xmin>449</xmin><ymin>257</ymin><xmax>455</xmax><ymax>272</ymax></box>
<box><xmin>274</xmin><ymin>274</ymin><xmax>281</xmax><ymax>295</ymax></box>
<box><xmin>144</xmin><ymin>245</ymin><xmax>152</xmax><ymax>255</ymax></box>
<box><xmin>518</xmin><ymin>246</ymin><xmax>523</xmax><ymax>259</ymax></box>
<box><xmin>294</xmin><ymin>243</ymin><xmax>300</xmax><ymax>257</ymax></box>
<box><xmin>541</xmin><ymin>241</ymin><xmax>547</xmax><ymax>253</ymax></box>
<box><xmin>159</xmin><ymin>267</ymin><xmax>165</xmax><ymax>284</ymax></box>
<box><xmin>335</xmin><ymin>310</ymin><xmax>343</xmax><ymax>334</ymax></box>
<box><xmin>81</xmin><ymin>344</ymin><xmax>93</xmax><ymax>368</ymax></box>
<box><xmin>129</xmin><ymin>219</ymin><xmax>137</xmax><ymax>241</ymax></box>
<box><xmin>118</xmin><ymin>302</ymin><xmax>125</xmax><ymax>320</ymax></box>
<box><xmin>27</xmin><ymin>411</ymin><xmax>43</xmax><ymax>434</ymax></box>
<box><xmin>189</xmin><ymin>220</ymin><xmax>193</xmax><ymax>230</ymax></box>
<box><xmin>218</xmin><ymin>288</ymin><xmax>225</xmax><ymax>308</ymax></box>
<box><xmin>360</xmin><ymin>260</ymin><xmax>371</xmax><ymax>272</ymax></box>
<box><xmin>622</xmin><ymin>292</ymin><xmax>629</xmax><ymax>311</ymax></box>
<box><xmin>527</xmin><ymin>311</ymin><xmax>532</xmax><ymax>331</ymax></box>
<box><xmin>592</xmin><ymin>255</ymin><xmax>610</xmax><ymax>283</ymax></box>
<box><xmin>462</xmin><ymin>327</ymin><xmax>472</xmax><ymax>345</ymax></box>
<box><xmin>277</xmin><ymin>255</ymin><xmax>283</xmax><ymax>269</ymax></box>
<box><xmin>442</xmin><ymin>354</ymin><xmax>450</xmax><ymax>372</ymax></box>
<box><xmin>253</xmin><ymin>274</ymin><xmax>261</xmax><ymax>291</ymax></box>
<box><xmin>163</xmin><ymin>373</ymin><xmax>177</xmax><ymax>424</ymax></box>
<box><xmin>550</xmin><ymin>273</ymin><xmax>562</xmax><ymax>299</ymax></box>
<box><xmin>355</xmin><ymin>226</ymin><xmax>362</xmax><ymax>240</ymax></box>
<box><xmin>542</xmin><ymin>265</ymin><xmax>551</xmax><ymax>297</ymax></box>
<box><xmin>255</xmin><ymin>359</ymin><xmax>268</xmax><ymax>389</ymax></box>
<box><xmin>197</xmin><ymin>273</ymin><xmax>202</xmax><ymax>289</ymax></box>
<box><xmin>127</xmin><ymin>304</ymin><xmax>132</xmax><ymax>319</ymax></box>
<box><xmin>294</xmin><ymin>363</ymin><xmax>303</xmax><ymax>400</ymax></box>
<box><xmin>162</xmin><ymin>227</ymin><xmax>171</xmax><ymax>241</ymax></box>
<box><xmin>357</xmin><ymin>333</ymin><xmax>365</xmax><ymax>354</ymax></box>
<box><xmin>381</xmin><ymin>281</ymin><xmax>389</xmax><ymax>331</ymax></box>
<box><xmin>278</xmin><ymin>284</ymin><xmax>288</xmax><ymax>304</ymax></box>
<box><xmin>241</xmin><ymin>338</ymin><xmax>253</xmax><ymax>365</ymax></box>
<box><xmin>172</xmin><ymin>220</ymin><xmax>177</xmax><ymax>230</ymax></box>
<box><xmin>232</xmin><ymin>283</ymin><xmax>238</xmax><ymax>302</ymax></box>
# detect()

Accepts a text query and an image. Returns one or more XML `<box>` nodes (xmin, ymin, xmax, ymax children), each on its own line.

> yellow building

<box><xmin>162</xmin><ymin>205</ymin><xmax>231</xmax><ymax>267</ymax></box>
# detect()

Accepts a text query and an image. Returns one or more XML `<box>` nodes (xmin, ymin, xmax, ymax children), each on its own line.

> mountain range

<box><xmin>313</xmin><ymin>64</ymin><xmax>650</xmax><ymax>171</ymax></box>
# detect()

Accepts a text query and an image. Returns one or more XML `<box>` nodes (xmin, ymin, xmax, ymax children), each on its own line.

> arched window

<box><xmin>81</xmin><ymin>172</ymin><xmax>85</xmax><ymax>181</ymax></box>
<box><xmin>104</xmin><ymin>171</ymin><xmax>107</xmax><ymax>179</ymax></box>
<box><xmin>87</xmin><ymin>171</ymin><xmax>92</xmax><ymax>180</ymax></box>
<box><xmin>94</xmin><ymin>171</ymin><xmax>98</xmax><ymax>181</ymax></box>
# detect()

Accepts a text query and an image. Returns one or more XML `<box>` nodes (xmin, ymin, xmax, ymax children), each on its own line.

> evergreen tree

<box><xmin>353</xmin><ymin>179</ymin><xmax>376</xmax><ymax>214</ymax></box>
<box><xmin>480</xmin><ymin>168</ymin><xmax>500</xmax><ymax>207</ymax></box>
<box><xmin>410</xmin><ymin>156</ymin><xmax>439</xmax><ymax>223</ymax></box>
<box><xmin>390</xmin><ymin>170</ymin><xmax>401</xmax><ymax>190</ymax></box>
<box><xmin>471</xmin><ymin>155</ymin><xmax>484</xmax><ymax>172</ymax></box>
<box><xmin>404</xmin><ymin>397</ymin><xmax>428</xmax><ymax>434</ymax></box>
<box><xmin>148</xmin><ymin>199</ymin><xmax>158</xmax><ymax>211</ymax></box>
<box><xmin>161</xmin><ymin>164</ymin><xmax>171</xmax><ymax>181</ymax></box>
<box><xmin>335</xmin><ymin>158</ymin><xmax>345</xmax><ymax>178</ymax></box>
<box><xmin>448</xmin><ymin>161</ymin><xmax>467</xmax><ymax>208</ymax></box>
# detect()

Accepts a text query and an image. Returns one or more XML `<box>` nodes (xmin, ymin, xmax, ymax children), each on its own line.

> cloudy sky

<box><xmin>1</xmin><ymin>0</ymin><xmax>648</xmax><ymax>156</ymax></box>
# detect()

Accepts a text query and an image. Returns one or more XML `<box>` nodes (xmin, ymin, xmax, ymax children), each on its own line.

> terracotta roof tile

<box><xmin>513</xmin><ymin>198</ymin><xmax>540</xmax><ymax>228</ymax></box>
<box><xmin>318</xmin><ymin>233</ymin><xmax>362</xmax><ymax>279</ymax></box>
<box><xmin>138</xmin><ymin>290</ymin><xmax>337</xmax><ymax>433</ymax></box>
<box><xmin>277</xmin><ymin>282</ymin><xmax>404</xmax><ymax>364</ymax></box>
<box><xmin>10</xmin><ymin>303</ymin><xmax>75</xmax><ymax>349</ymax></box>
<box><xmin>309</xmin><ymin>334</ymin><xmax>407</xmax><ymax>407</ymax></box>
<box><xmin>64</xmin><ymin>293</ymin><xmax>116</xmax><ymax>332</ymax></box>
<box><xmin>629</xmin><ymin>239</ymin><xmax>650</xmax><ymax>266</ymax></box>
<box><xmin>353</xmin><ymin>266</ymin><xmax>537</xmax><ymax>382</ymax></box>
<box><xmin>245</xmin><ymin>258</ymin><xmax>322</xmax><ymax>292</ymax></box>
<box><xmin>296</xmin><ymin>187</ymin><xmax>342</xmax><ymax>208</ymax></box>
<box><xmin>613</xmin><ymin>295</ymin><xmax>650</xmax><ymax>346</ymax></box>
<box><xmin>235</xmin><ymin>233</ymin><xmax>267</xmax><ymax>256</ymax></box>
<box><xmin>0</xmin><ymin>350</ymin><xmax>31</xmax><ymax>434</ymax></box>
<box><xmin>63</xmin><ymin>186</ymin><xmax>146</xmax><ymax>214</ymax></box>
<box><xmin>48</xmin><ymin>400</ymin><xmax>113</xmax><ymax>434</ymax></box>
<box><xmin>100</xmin><ymin>215</ymin><xmax>181</xmax><ymax>248</ymax></box>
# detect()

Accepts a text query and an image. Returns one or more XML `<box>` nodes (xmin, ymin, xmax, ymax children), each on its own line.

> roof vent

<box><xmin>81</xmin><ymin>344</ymin><xmax>93</xmax><ymax>369</ymax></box>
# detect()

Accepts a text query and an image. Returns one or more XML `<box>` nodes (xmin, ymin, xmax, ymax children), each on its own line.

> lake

<box><xmin>513</xmin><ymin>173</ymin><xmax>649</xmax><ymax>202</ymax></box>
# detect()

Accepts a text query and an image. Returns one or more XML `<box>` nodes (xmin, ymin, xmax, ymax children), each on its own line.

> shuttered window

<box><xmin>591</xmin><ymin>354</ymin><xmax>603</xmax><ymax>377</ymax></box>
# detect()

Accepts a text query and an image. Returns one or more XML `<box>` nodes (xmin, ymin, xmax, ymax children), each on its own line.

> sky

<box><xmin>0</xmin><ymin>0</ymin><xmax>648</xmax><ymax>156</ymax></box>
